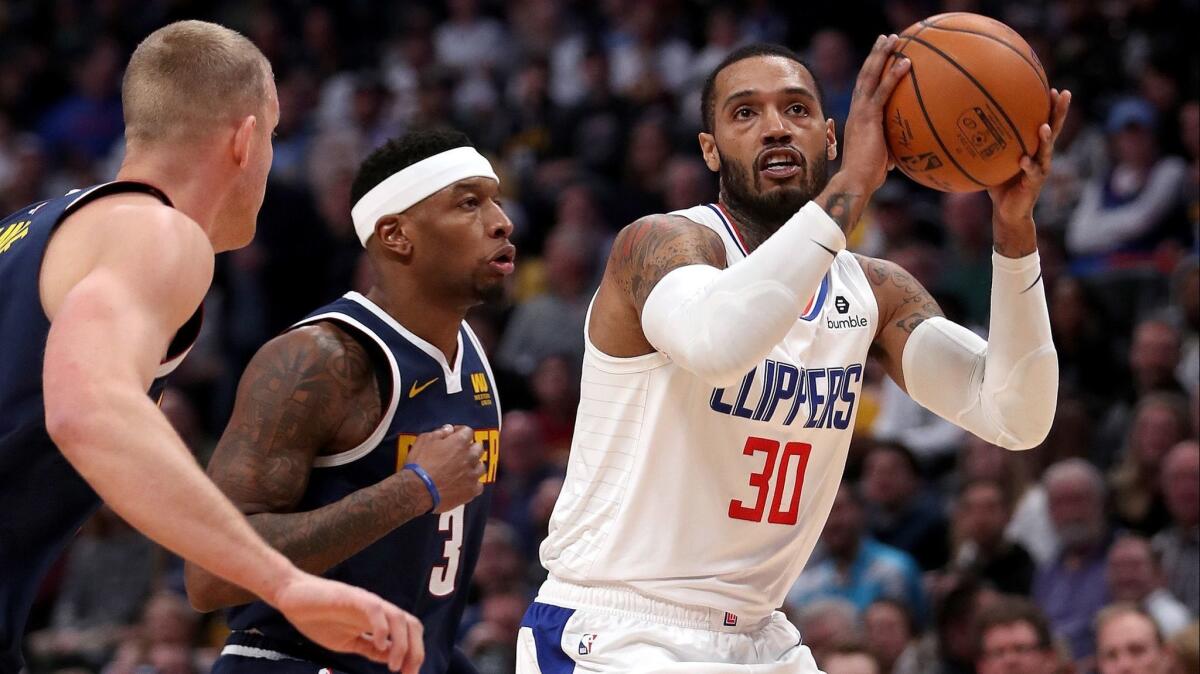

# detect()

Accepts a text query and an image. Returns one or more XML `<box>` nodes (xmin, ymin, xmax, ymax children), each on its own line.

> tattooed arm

<box><xmin>592</xmin><ymin>199</ymin><xmax>851</xmax><ymax>388</ymax></box>
<box><xmin>854</xmin><ymin>254</ymin><xmax>944</xmax><ymax>392</ymax></box>
<box><xmin>856</xmin><ymin>252</ymin><xmax>1057</xmax><ymax>449</ymax></box>
<box><xmin>588</xmin><ymin>214</ymin><xmax>728</xmax><ymax>357</ymax></box>
<box><xmin>184</xmin><ymin>323</ymin><xmax>481</xmax><ymax>611</ymax></box>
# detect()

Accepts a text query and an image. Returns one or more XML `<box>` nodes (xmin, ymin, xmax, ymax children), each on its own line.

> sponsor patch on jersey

<box><xmin>470</xmin><ymin>372</ymin><xmax>493</xmax><ymax>406</ymax></box>
<box><xmin>827</xmin><ymin>295</ymin><xmax>869</xmax><ymax>330</ymax></box>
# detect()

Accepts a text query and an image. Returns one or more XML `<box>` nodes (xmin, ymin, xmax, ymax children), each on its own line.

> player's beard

<box><xmin>472</xmin><ymin>276</ymin><xmax>507</xmax><ymax>305</ymax></box>
<box><xmin>718</xmin><ymin>146</ymin><xmax>829</xmax><ymax>231</ymax></box>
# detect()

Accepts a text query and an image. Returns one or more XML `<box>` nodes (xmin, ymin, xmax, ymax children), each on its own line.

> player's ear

<box><xmin>375</xmin><ymin>214</ymin><xmax>412</xmax><ymax>256</ymax></box>
<box><xmin>825</xmin><ymin>119</ymin><xmax>838</xmax><ymax>161</ymax></box>
<box><xmin>231</xmin><ymin>114</ymin><xmax>257</xmax><ymax>169</ymax></box>
<box><xmin>698</xmin><ymin>132</ymin><xmax>721</xmax><ymax>172</ymax></box>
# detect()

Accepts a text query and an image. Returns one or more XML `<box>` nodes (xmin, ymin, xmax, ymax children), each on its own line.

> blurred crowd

<box><xmin>5</xmin><ymin>0</ymin><xmax>1197</xmax><ymax>673</ymax></box>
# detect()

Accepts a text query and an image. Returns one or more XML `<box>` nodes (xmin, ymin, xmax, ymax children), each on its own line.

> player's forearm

<box><xmin>900</xmin><ymin>251</ymin><xmax>1057</xmax><ymax>450</ymax></box>
<box><xmin>45</xmin><ymin>383</ymin><xmax>299</xmax><ymax>608</ymax></box>
<box><xmin>992</xmin><ymin>212</ymin><xmax>1038</xmax><ymax>258</ymax></box>
<box><xmin>815</xmin><ymin>172</ymin><xmax>873</xmax><ymax>233</ymax></box>
<box><xmin>185</xmin><ymin>472</ymin><xmax>432</xmax><ymax>610</ymax></box>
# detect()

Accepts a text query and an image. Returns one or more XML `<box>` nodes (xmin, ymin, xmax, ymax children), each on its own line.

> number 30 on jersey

<box><xmin>729</xmin><ymin>436</ymin><xmax>812</xmax><ymax>525</ymax></box>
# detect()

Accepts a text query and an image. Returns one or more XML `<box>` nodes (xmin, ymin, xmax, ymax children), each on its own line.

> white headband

<box><xmin>350</xmin><ymin>146</ymin><xmax>499</xmax><ymax>246</ymax></box>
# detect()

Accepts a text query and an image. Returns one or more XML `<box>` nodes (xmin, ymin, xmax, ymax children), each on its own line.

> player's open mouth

<box><xmin>757</xmin><ymin>147</ymin><xmax>804</xmax><ymax>180</ymax></box>
<box><xmin>488</xmin><ymin>244</ymin><xmax>516</xmax><ymax>275</ymax></box>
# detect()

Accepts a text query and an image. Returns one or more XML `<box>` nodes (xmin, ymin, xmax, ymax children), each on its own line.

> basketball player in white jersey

<box><xmin>516</xmin><ymin>35</ymin><xmax>1072</xmax><ymax>673</ymax></box>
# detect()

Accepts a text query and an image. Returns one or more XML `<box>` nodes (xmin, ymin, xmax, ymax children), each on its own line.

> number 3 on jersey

<box><xmin>428</xmin><ymin>504</ymin><xmax>464</xmax><ymax>596</ymax></box>
<box><xmin>729</xmin><ymin>436</ymin><xmax>812</xmax><ymax>525</ymax></box>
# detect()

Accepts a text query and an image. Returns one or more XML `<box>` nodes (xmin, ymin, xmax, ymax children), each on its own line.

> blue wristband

<box><xmin>403</xmin><ymin>463</ymin><xmax>440</xmax><ymax>513</ymax></box>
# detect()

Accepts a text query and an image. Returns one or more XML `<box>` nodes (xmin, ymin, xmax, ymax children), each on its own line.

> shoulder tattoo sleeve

<box><xmin>609</xmin><ymin>215</ymin><xmax>727</xmax><ymax>310</ymax></box>
<box><xmin>208</xmin><ymin>324</ymin><xmax>378</xmax><ymax>513</ymax></box>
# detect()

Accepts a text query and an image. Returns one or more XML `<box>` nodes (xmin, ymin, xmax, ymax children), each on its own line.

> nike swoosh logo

<box><xmin>409</xmin><ymin>377</ymin><xmax>439</xmax><ymax>398</ymax></box>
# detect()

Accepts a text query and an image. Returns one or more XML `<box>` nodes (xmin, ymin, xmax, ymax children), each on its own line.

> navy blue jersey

<box><xmin>224</xmin><ymin>292</ymin><xmax>501</xmax><ymax>674</ymax></box>
<box><xmin>0</xmin><ymin>181</ymin><xmax>201</xmax><ymax>673</ymax></box>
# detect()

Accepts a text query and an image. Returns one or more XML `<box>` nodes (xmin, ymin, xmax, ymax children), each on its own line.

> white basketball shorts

<box><xmin>515</xmin><ymin>577</ymin><xmax>823</xmax><ymax>673</ymax></box>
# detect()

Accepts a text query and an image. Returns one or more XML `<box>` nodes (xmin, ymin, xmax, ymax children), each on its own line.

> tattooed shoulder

<box><xmin>609</xmin><ymin>214</ymin><xmax>727</xmax><ymax>309</ymax></box>
<box><xmin>853</xmin><ymin>253</ymin><xmax>944</xmax><ymax>335</ymax></box>
<box><xmin>210</xmin><ymin>323</ymin><xmax>379</xmax><ymax>511</ymax></box>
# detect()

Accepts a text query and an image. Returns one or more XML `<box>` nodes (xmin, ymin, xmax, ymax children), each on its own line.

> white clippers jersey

<box><xmin>539</xmin><ymin>202</ymin><xmax>879</xmax><ymax>619</ymax></box>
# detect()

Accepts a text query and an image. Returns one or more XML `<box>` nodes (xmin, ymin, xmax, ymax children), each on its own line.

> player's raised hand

<box><xmin>839</xmin><ymin>34</ymin><xmax>911</xmax><ymax>192</ymax></box>
<box><xmin>407</xmin><ymin>424</ymin><xmax>486</xmax><ymax>513</ymax></box>
<box><xmin>270</xmin><ymin>572</ymin><xmax>424</xmax><ymax>673</ymax></box>
<box><xmin>987</xmin><ymin>88</ymin><xmax>1073</xmax><ymax>227</ymax></box>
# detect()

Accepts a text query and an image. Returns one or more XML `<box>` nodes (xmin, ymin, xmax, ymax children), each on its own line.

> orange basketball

<box><xmin>883</xmin><ymin>13</ymin><xmax>1051</xmax><ymax>193</ymax></box>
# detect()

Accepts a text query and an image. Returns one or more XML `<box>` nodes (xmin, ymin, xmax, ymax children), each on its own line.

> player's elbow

<box><xmin>44</xmin><ymin>387</ymin><xmax>103</xmax><ymax>458</ymax></box>
<box><xmin>183</xmin><ymin>563</ymin><xmax>226</xmax><ymax>613</ymax></box>
<box><xmin>44</xmin><ymin>370</ymin><xmax>128</xmax><ymax>461</ymax></box>
<box><xmin>992</xmin><ymin>349</ymin><xmax>1059</xmax><ymax>451</ymax></box>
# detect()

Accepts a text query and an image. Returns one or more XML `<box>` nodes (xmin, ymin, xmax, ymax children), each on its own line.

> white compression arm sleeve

<box><xmin>901</xmin><ymin>251</ymin><xmax>1058</xmax><ymax>450</ymax></box>
<box><xmin>640</xmin><ymin>201</ymin><xmax>846</xmax><ymax>388</ymax></box>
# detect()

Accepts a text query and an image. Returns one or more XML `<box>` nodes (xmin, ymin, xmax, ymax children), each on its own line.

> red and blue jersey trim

<box><xmin>708</xmin><ymin>202</ymin><xmax>830</xmax><ymax>322</ymax></box>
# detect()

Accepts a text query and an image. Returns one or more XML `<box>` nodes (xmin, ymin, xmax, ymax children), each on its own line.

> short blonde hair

<box><xmin>122</xmin><ymin>20</ymin><xmax>273</xmax><ymax>144</ymax></box>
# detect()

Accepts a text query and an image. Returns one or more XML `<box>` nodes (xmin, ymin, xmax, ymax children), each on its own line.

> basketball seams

<box><xmin>900</xmin><ymin>46</ymin><xmax>988</xmax><ymax>188</ymax></box>
<box><xmin>901</xmin><ymin>33</ymin><xmax>1034</xmax><ymax>158</ymax></box>
<box><xmin>920</xmin><ymin>24</ymin><xmax>1048</xmax><ymax>91</ymax></box>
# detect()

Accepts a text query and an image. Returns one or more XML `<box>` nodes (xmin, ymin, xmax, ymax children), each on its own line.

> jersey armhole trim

<box><xmin>582</xmin><ymin>293</ymin><xmax>671</xmax><ymax>374</ymax></box>
<box><xmin>290</xmin><ymin>312</ymin><xmax>403</xmax><ymax>469</ymax></box>
<box><xmin>462</xmin><ymin>322</ymin><xmax>503</xmax><ymax>426</ymax></box>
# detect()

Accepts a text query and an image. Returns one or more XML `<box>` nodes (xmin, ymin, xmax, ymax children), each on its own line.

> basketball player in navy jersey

<box><xmin>185</xmin><ymin>129</ymin><xmax>515</xmax><ymax>674</ymax></box>
<box><xmin>0</xmin><ymin>21</ymin><xmax>421</xmax><ymax>674</ymax></box>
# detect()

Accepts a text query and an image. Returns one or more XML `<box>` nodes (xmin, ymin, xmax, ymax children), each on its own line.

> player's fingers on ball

<box><xmin>865</xmin><ymin>36</ymin><xmax>899</xmax><ymax>80</ymax></box>
<box><xmin>873</xmin><ymin>54</ymin><xmax>910</xmax><ymax>105</ymax></box>
<box><xmin>1037</xmin><ymin>124</ymin><xmax>1054</xmax><ymax>167</ymax></box>
<box><xmin>402</xmin><ymin>615</ymin><xmax>424</xmax><ymax>674</ymax></box>
<box><xmin>1052</xmin><ymin>90</ymin><xmax>1072</xmax><ymax>138</ymax></box>
<box><xmin>855</xmin><ymin>35</ymin><xmax>888</xmax><ymax>93</ymax></box>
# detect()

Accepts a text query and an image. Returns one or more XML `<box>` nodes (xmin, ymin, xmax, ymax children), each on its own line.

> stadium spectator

<box><xmin>1067</xmin><ymin>97</ymin><xmax>1189</xmax><ymax>271</ymax></box>
<box><xmin>824</xmin><ymin>642</ymin><xmax>882</xmax><ymax>674</ymax></box>
<box><xmin>1034</xmin><ymin>459</ymin><xmax>1113</xmax><ymax>663</ymax></box>
<box><xmin>1106</xmin><ymin>534</ymin><xmax>1193</xmax><ymax>638</ymax></box>
<box><xmin>861</xmin><ymin>442</ymin><xmax>950</xmax><ymax>571</ymax></box>
<box><xmin>946</xmin><ymin>478</ymin><xmax>1037</xmax><ymax>595</ymax></box>
<box><xmin>1095</xmin><ymin>603</ymin><xmax>1174</xmax><ymax>674</ymax></box>
<box><xmin>864</xmin><ymin>599</ymin><xmax>931</xmax><ymax>674</ymax></box>
<box><xmin>974</xmin><ymin>596</ymin><xmax>1060</xmax><ymax>674</ymax></box>
<box><xmin>1154</xmin><ymin>441</ymin><xmax>1200</xmax><ymax>615</ymax></box>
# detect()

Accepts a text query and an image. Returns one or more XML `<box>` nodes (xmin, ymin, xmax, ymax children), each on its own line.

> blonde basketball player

<box><xmin>516</xmin><ymin>35</ymin><xmax>1071</xmax><ymax>673</ymax></box>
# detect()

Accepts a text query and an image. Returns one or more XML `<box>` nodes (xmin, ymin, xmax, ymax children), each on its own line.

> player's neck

<box><xmin>364</xmin><ymin>282</ymin><xmax>464</xmax><ymax>361</ymax></box>
<box><xmin>716</xmin><ymin>196</ymin><xmax>782</xmax><ymax>253</ymax></box>
<box><xmin>115</xmin><ymin>154</ymin><xmax>223</xmax><ymax>240</ymax></box>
